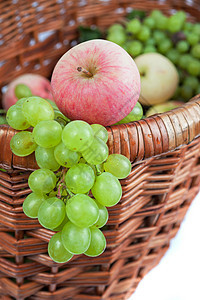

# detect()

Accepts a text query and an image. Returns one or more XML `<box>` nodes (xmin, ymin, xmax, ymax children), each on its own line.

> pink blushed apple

<box><xmin>51</xmin><ymin>39</ymin><xmax>140</xmax><ymax>126</ymax></box>
<box><xmin>2</xmin><ymin>73</ymin><xmax>54</xmax><ymax>110</ymax></box>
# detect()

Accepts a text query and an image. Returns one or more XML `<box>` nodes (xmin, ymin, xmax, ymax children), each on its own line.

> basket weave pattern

<box><xmin>0</xmin><ymin>1</ymin><xmax>200</xmax><ymax>299</ymax></box>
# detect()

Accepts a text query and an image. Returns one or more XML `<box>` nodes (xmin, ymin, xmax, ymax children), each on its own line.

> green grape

<box><xmin>53</xmin><ymin>215</ymin><xmax>69</xmax><ymax>231</ymax></box>
<box><xmin>28</xmin><ymin>169</ymin><xmax>57</xmax><ymax>194</ymax></box>
<box><xmin>6</xmin><ymin>105</ymin><xmax>30</xmax><ymax>130</ymax></box>
<box><xmin>33</xmin><ymin>120</ymin><xmax>62</xmax><ymax>148</ymax></box>
<box><xmin>158</xmin><ymin>39</ymin><xmax>172</xmax><ymax>54</ymax></box>
<box><xmin>183</xmin><ymin>30</ymin><xmax>190</xmax><ymax>39</ymax></box>
<box><xmin>23</xmin><ymin>192</ymin><xmax>46</xmax><ymax>218</ymax></box>
<box><xmin>48</xmin><ymin>232</ymin><xmax>73</xmax><ymax>263</ymax></box>
<box><xmin>54</xmin><ymin>109</ymin><xmax>70</xmax><ymax>127</ymax></box>
<box><xmin>107</xmin><ymin>31</ymin><xmax>126</xmax><ymax>46</ymax></box>
<box><xmin>10</xmin><ymin>131</ymin><xmax>37</xmax><ymax>157</ymax></box>
<box><xmin>66</xmin><ymin>194</ymin><xmax>99</xmax><ymax>228</ymax></box>
<box><xmin>91</xmin><ymin>172</ymin><xmax>122</xmax><ymax>207</ymax></box>
<box><xmin>175</xmin><ymin>11</ymin><xmax>186</xmax><ymax>22</ymax></box>
<box><xmin>46</xmin><ymin>99</ymin><xmax>58</xmax><ymax>110</ymax></box>
<box><xmin>54</xmin><ymin>142</ymin><xmax>80</xmax><ymax>168</ymax></box>
<box><xmin>183</xmin><ymin>22</ymin><xmax>193</xmax><ymax>31</ymax></box>
<box><xmin>38</xmin><ymin>197</ymin><xmax>66</xmax><ymax>230</ymax></box>
<box><xmin>108</xmin><ymin>24</ymin><xmax>124</xmax><ymax>33</ymax></box>
<box><xmin>65</xmin><ymin>163</ymin><xmax>95</xmax><ymax>194</ymax></box>
<box><xmin>14</xmin><ymin>84</ymin><xmax>32</xmax><ymax>100</ymax></box>
<box><xmin>143</xmin><ymin>17</ymin><xmax>156</xmax><ymax>29</ymax></box>
<box><xmin>186</xmin><ymin>33</ymin><xmax>199</xmax><ymax>46</ymax></box>
<box><xmin>167</xmin><ymin>14</ymin><xmax>183</xmax><ymax>33</ymax></box>
<box><xmin>82</xmin><ymin>136</ymin><xmax>109</xmax><ymax>165</ymax></box>
<box><xmin>177</xmin><ymin>69</ymin><xmax>185</xmax><ymax>83</ymax></box>
<box><xmin>143</xmin><ymin>45</ymin><xmax>157</xmax><ymax>53</ymax></box>
<box><xmin>22</xmin><ymin>96</ymin><xmax>54</xmax><ymax>126</ymax></box>
<box><xmin>35</xmin><ymin>146</ymin><xmax>60</xmax><ymax>171</ymax></box>
<box><xmin>156</xmin><ymin>15</ymin><xmax>168</xmax><ymax>30</ymax></box>
<box><xmin>150</xmin><ymin>10</ymin><xmax>163</xmax><ymax>21</ymax></box>
<box><xmin>103</xmin><ymin>154</ymin><xmax>132</xmax><ymax>179</ymax></box>
<box><xmin>180</xmin><ymin>85</ymin><xmax>193</xmax><ymax>100</ymax></box>
<box><xmin>176</xmin><ymin>40</ymin><xmax>189</xmax><ymax>53</ymax></box>
<box><xmin>145</xmin><ymin>38</ymin><xmax>156</xmax><ymax>46</ymax></box>
<box><xmin>93</xmin><ymin>201</ymin><xmax>108</xmax><ymax>228</ymax></box>
<box><xmin>91</xmin><ymin>124</ymin><xmax>108</xmax><ymax>143</ymax></box>
<box><xmin>126</xmin><ymin>19</ymin><xmax>141</xmax><ymax>34</ymax></box>
<box><xmin>196</xmin><ymin>85</ymin><xmax>200</xmax><ymax>95</ymax></box>
<box><xmin>178</xmin><ymin>54</ymin><xmax>193</xmax><ymax>69</ymax></box>
<box><xmin>15</xmin><ymin>97</ymin><xmax>27</xmax><ymax>107</ymax></box>
<box><xmin>62</xmin><ymin>120</ymin><xmax>94</xmax><ymax>152</ymax></box>
<box><xmin>173</xmin><ymin>86</ymin><xmax>182</xmax><ymax>99</ymax></box>
<box><xmin>153</xmin><ymin>30</ymin><xmax>166</xmax><ymax>44</ymax></box>
<box><xmin>116</xmin><ymin>102</ymin><xmax>143</xmax><ymax>124</ymax></box>
<box><xmin>183</xmin><ymin>76</ymin><xmax>199</xmax><ymax>90</ymax></box>
<box><xmin>127</xmin><ymin>40</ymin><xmax>143</xmax><ymax>57</ymax></box>
<box><xmin>193</xmin><ymin>24</ymin><xmax>200</xmax><ymax>36</ymax></box>
<box><xmin>61</xmin><ymin>221</ymin><xmax>91</xmax><ymax>254</ymax></box>
<box><xmin>122</xmin><ymin>43</ymin><xmax>128</xmax><ymax>52</ymax></box>
<box><xmin>137</xmin><ymin>25</ymin><xmax>150</xmax><ymax>42</ymax></box>
<box><xmin>187</xmin><ymin>59</ymin><xmax>200</xmax><ymax>76</ymax></box>
<box><xmin>84</xmin><ymin>227</ymin><xmax>106</xmax><ymax>257</ymax></box>
<box><xmin>166</xmin><ymin>49</ymin><xmax>180</xmax><ymax>64</ymax></box>
<box><xmin>191</xmin><ymin>44</ymin><xmax>200</xmax><ymax>58</ymax></box>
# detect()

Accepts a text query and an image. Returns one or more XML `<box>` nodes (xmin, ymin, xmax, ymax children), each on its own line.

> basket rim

<box><xmin>0</xmin><ymin>93</ymin><xmax>199</xmax><ymax>171</ymax></box>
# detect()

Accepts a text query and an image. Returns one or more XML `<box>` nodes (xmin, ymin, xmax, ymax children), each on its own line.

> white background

<box><xmin>129</xmin><ymin>191</ymin><xmax>200</xmax><ymax>300</ymax></box>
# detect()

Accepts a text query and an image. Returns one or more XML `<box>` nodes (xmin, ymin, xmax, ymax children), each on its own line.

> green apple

<box><xmin>146</xmin><ymin>101</ymin><xmax>183</xmax><ymax>117</ymax></box>
<box><xmin>134</xmin><ymin>53</ymin><xmax>179</xmax><ymax>106</ymax></box>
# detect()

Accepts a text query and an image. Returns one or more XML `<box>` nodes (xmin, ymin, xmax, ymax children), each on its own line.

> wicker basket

<box><xmin>0</xmin><ymin>1</ymin><xmax>200</xmax><ymax>299</ymax></box>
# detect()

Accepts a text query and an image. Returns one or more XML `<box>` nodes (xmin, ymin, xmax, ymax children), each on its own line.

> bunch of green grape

<box><xmin>6</xmin><ymin>95</ymin><xmax>132</xmax><ymax>263</ymax></box>
<box><xmin>107</xmin><ymin>9</ymin><xmax>200</xmax><ymax>101</ymax></box>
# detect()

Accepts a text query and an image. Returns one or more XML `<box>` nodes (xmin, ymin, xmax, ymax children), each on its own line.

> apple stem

<box><xmin>77</xmin><ymin>67</ymin><xmax>93</xmax><ymax>77</ymax></box>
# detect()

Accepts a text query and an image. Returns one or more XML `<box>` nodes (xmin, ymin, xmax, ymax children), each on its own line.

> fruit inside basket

<box><xmin>0</xmin><ymin>1</ymin><xmax>200</xmax><ymax>300</ymax></box>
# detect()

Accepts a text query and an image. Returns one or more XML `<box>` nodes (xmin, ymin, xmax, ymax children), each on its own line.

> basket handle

<box><xmin>0</xmin><ymin>95</ymin><xmax>200</xmax><ymax>170</ymax></box>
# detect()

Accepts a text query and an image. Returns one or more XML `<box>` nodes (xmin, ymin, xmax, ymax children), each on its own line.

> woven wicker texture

<box><xmin>0</xmin><ymin>1</ymin><xmax>200</xmax><ymax>299</ymax></box>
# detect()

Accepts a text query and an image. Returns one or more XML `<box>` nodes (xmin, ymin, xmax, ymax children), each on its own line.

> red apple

<box><xmin>2</xmin><ymin>73</ymin><xmax>53</xmax><ymax>110</ymax></box>
<box><xmin>51</xmin><ymin>39</ymin><xmax>140</xmax><ymax>126</ymax></box>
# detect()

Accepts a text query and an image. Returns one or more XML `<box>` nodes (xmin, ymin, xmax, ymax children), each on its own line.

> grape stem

<box><xmin>65</xmin><ymin>187</ymin><xmax>74</xmax><ymax>198</ymax></box>
<box><xmin>57</xmin><ymin>168</ymin><xmax>74</xmax><ymax>200</ymax></box>
<box><xmin>95</xmin><ymin>165</ymin><xmax>102</xmax><ymax>176</ymax></box>
<box><xmin>55</xmin><ymin>116</ymin><xmax>69</xmax><ymax>127</ymax></box>
<box><xmin>57</xmin><ymin>168</ymin><xmax>67</xmax><ymax>199</ymax></box>
<box><xmin>57</xmin><ymin>184</ymin><xmax>63</xmax><ymax>199</ymax></box>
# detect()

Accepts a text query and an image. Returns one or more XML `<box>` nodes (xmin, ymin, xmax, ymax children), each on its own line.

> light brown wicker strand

<box><xmin>134</xmin><ymin>144</ymin><xmax>197</xmax><ymax>281</ymax></box>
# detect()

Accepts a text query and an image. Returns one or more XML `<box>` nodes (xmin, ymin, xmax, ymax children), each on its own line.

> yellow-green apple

<box><xmin>134</xmin><ymin>53</ymin><xmax>179</xmax><ymax>106</ymax></box>
<box><xmin>2</xmin><ymin>73</ymin><xmax>53</xmax><ymax>110</ymax></box>
<box><xmin>51</xmin><ymin>39</ymin><xmax>141</xmax><ymax>126</ymax></box>
<box><xmin>146</xmin><ymin>100</ymin><xmax>184</xmax><ymax>117</ymax></box>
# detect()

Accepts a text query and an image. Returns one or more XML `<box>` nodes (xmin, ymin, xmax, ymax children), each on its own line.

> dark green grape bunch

<box><xmin>6</xmin><ymin>85</ymin><xmax>133</xmax><ymax>263</ymax></box>
<box><xmin>106</xmin><ymin>9</ymin><xmax>200</xmax><ymax>102</ymax></box>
